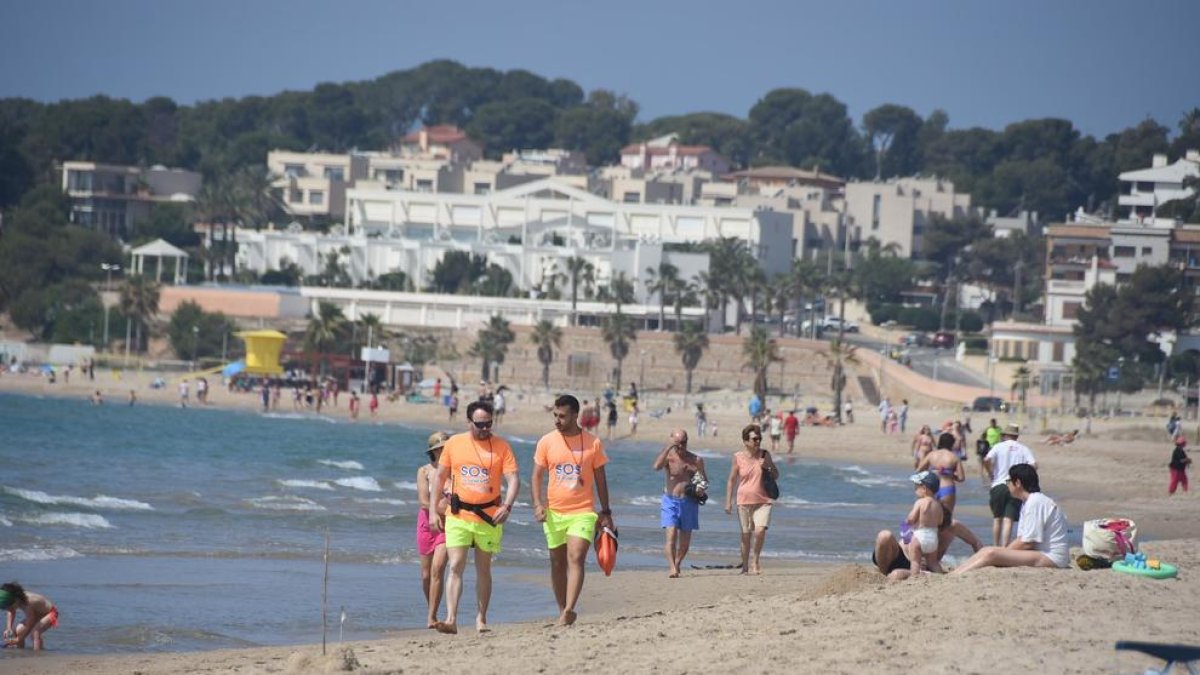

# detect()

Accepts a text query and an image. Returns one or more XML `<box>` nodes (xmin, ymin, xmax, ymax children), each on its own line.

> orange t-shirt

<box><xmin>439</xmin><ymin>432</ymin><xmax>518</xmax><ymax>524</ymax></box>
<box><xmin>534</xmin><ymin>430</ymin><xmax>608</xmax><ymax>514</ymax></box>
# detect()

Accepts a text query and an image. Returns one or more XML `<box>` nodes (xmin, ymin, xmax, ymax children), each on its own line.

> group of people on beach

<box><xmin>411</xmin><ymin>391</ymin><xmax>788</xmax><ymax>633</ymax></box>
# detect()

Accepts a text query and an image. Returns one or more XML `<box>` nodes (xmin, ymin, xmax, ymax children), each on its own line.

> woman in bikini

<box><xmin>911</xmin><ymin>425</ymin><xmax>935</xmax><ymax>468</ymax></box>
<box><xmin>417</xmin><ymin>431</ymin><xmax>451</xmax><ymax>629</ymax></box>
<box><xmin>917</xmin><ymin>432</ymin><xmax>983</xmax><ymax>554</ymax></box>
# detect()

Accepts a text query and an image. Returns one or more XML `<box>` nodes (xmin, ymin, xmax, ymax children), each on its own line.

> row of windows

<box><xmin>995</xmin><ymin>339</ymin><xmax>1066</xmax><ymax>363</ymax></box>
<box><xmin>283</xmin><ymin>165</ymin><xmax>346</xmax><ymax>181</ymax></box>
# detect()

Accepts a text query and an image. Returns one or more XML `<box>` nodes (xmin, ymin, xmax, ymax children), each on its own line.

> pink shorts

<box><xmin>417</xmin><ymin>508</ymin><xmax>446</xmax><ymax>556</ymax></box>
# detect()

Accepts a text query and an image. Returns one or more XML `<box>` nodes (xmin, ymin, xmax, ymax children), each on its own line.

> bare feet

<box><xmin>668</xmin><ymin>569</ymin><xmax>680</xmax><ymax>578</ymax></box>
<box><xmin>476</xmin><ymin>615</ymin><xmax>491</xmax><ymax>633</ymax></box>
<box><xmin>434</xmin><ymin>621</ymin><xmax>458</xmax><ymax>635</ymax></box>
<box><xmin>558</xmin><ymin>610</ymin><xmax>577</xmax><ymax>626</ymax></box>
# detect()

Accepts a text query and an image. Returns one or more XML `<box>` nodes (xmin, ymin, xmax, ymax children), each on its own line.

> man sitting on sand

<box><xmin>652</xmin><ymin>429</ymin><xmax>707</xmax><ymax>578</ymax></box>
<box><xmin>950</xmin><ymin>463</ymin><xmax>1069</xmax><ymax>573</ymax></box>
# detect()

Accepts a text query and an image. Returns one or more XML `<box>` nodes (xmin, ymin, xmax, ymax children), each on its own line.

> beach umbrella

<box><xmin>222</xmin><ymin>360</ymin><xmax>246</xmax><ymax>377</ymax></box>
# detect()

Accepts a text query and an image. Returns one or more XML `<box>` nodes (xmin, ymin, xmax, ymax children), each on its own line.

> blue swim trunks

<box><xmin>660</xmin><ymin>494</ymin><xmax>700</xmax><ymax>531</ymax></box>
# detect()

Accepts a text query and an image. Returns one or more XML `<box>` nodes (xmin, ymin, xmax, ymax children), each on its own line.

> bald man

<box><xmin>652</xmin><ymin>428</ymin><xmax>708</xmax><ymax>577</ymax></box>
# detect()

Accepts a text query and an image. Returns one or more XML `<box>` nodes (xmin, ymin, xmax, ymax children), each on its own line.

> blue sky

<box><xmin>1</xmin><ymin>0</ymin><xmax>1197</xmax><ymax>138</ymax></box>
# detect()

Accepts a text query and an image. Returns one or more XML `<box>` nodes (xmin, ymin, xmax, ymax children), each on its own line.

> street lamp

<box><xmin>191</xmin><ymin>325</ymin><xmax>200</xmax><ymax>371</ymax></box>
<box><xmin>100</xmin><ymin>263</ymin><xmax>122</xmax><ymax>349</ymax></box>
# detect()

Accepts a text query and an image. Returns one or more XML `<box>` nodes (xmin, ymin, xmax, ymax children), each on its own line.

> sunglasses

<box><xmin>473</xmin><ymin>420</ymin><xmax>494</xmax><ymax>429</ymax></box>
<box><xmin>748</xmin><ymin>436</ymin><xmax>762</xmax><ymax>442</ymax></box>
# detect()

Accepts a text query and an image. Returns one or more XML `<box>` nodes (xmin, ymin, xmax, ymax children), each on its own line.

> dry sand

<box><xmin>2</xmin><ymin>370</ymin><xmax>1199</xmax><ymax>674</ymax></box>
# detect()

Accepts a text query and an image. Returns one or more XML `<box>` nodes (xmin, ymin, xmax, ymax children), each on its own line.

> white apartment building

<box><xmin>619</xmin><ymin>134</ymin><xmax>730</xmax><ymax>176</ymax></box>
<box><xmin>1118</xmin><ymin>150</ymin><xmax>1200</xmax><ymax>226</ymax></box>
<box><xmin>268</xmin><ymin>151</ymin><xmax>368</xmax><ymax>220</ymax></box>
<box><xmin>61</xmin><ymin>161</ymin><xmax>202</xmax><ymax>239</ymax></box>
<box><xmin>843</xmin><ymin>177</ymin><xmax>972</xmax><ymax>258</ymax></box>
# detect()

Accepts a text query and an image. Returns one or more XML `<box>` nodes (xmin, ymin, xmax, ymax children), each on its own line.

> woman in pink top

<box><xmin>724</xmin><ymin>424</ymin><xmax>780</xmax><ymax>575</ymax></box>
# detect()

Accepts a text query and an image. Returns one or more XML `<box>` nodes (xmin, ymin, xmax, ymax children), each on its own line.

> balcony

<box><xmin>1047</xmin><ymin>279</ymin><xmax>1086</xmax><ymax>294</ymax></box>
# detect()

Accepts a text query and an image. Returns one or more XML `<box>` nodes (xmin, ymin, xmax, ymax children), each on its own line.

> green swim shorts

<box><xmin>543</xmin><ymin>509</ymin><xmax>598</xmax><ymax>549</ymax></box>
<box><xmin>444</xmin><ymin>514</ymin><xmax>504</xmax><ymax>554</ymax></box>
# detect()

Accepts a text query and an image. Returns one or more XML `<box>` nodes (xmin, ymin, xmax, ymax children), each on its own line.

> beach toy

<box><xmin>594</xmin><ymin>526</ymin><xmax>618</xmax><ymax>576</ymax></box>
<box><xmin>1113</xmin><ymin>560</ymin><xmax>1178</xmax><ymax>580</ymax></box>
<box><xmin>1149</xmin><ymin>559</ymin><xmax>1161</xmax><ymax>570</ymax></box>
<box><xmin>899</xmin><ymin>522</ymin><xmax>913</xmax><ymax>545</ymax></box>
<box><xmin>1123</xmin><ymin>552</ymin><xmax>1147</xmax><ymax>569</ymax></box>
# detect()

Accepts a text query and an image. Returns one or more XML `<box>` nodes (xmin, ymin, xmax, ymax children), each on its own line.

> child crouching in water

<box><xmin>906</xmin><ymin>471</ymin><xmax>946</xmax><ymax>575</ymax></box>
<box><xmin>2</xmin><ymin>582</ymin><xmax>58</xmax><ymax>650</ymax></box>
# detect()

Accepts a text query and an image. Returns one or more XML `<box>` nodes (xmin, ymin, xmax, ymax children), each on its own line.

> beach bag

<box><xmin>1082</xmin><ymin>518</ymin><xmax>1137</xmax><ymax>560</ymax></box>
<box><xmin>762</xmin><ymin>467</ymin><xmax>780</xmax><ymax>500</ymax></box>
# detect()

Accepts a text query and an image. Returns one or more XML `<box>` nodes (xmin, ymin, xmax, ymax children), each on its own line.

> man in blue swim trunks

<box><xmin>652</xmin><ymin>428</ymin><xmax>707</xmax><ymax>578</ymax></box>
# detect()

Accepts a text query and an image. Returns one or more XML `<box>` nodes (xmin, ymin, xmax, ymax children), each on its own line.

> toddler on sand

<box><xmin>2</xmin><ymin>581</ymin><xmax>58</xmax><ymax>650</ymax></box>
<box><xmin>905</xmin><ymin>472</ymin><xmax>945</xmax><ymax>575</ymax></box>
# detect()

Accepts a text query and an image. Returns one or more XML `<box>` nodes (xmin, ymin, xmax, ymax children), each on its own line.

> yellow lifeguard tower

<box><xmin>236</xmin><ymin>330</ymin><xmax>286</xmax><ymax>374</ymax></box>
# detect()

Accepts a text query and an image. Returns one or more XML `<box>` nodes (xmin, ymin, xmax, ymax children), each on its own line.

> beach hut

<box><xmin>236</xmin><ymin>330</ymin><xmax>286</xmax><ymax>375</ymax></box>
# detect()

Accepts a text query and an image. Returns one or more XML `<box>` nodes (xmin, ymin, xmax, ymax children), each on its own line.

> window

<box><xmin>1113</xmin><ymin>246</ymin><xmax>1135</xmax><ymax>258</ymax></box>
<box><xmin>323</xmin><ymin>166</ymin><xmax>345</xmax><ymax>181</ymax></box>
<box><xmin>1052</xmin><ymin>342</ymin><xmax>1065</xmax><ymax>362</ymax></box>
<box><xmin>871</xmin><ymin>194</ymin><xmax>881</xmax><ymax>229</ymax></box>
<box><xmin>623</xmin><ymin>191</ymin><xmax>640</xmax><ymax>203</ymax></box>
<box><xmin>1062</xmin><ymin>302</ymin><xmax>1081</xmax><ymax>320</ymax></box>
<box><xmin>289</xmin><ymin>189</ymin><xmax>303</xmax><ymax>204</ymax></box>
<box><xmin>1141</xmin><ymin>246</ymin><xmax>1152</xmax><ymax>256</ymax></box>
<box><xmin>309</xmin><ymin>190</ymin><xmax>325</xmax><ymax>205</ymax></box>
<box><xmin>416</xmin><ymin>179</ymin><xmax>434</xmax><ymax>192</ymax></box>
<box><xmin>376</xmin><ymin>169</ymin><xmax>402</xmax><ymax>183</ymax></box>
<box><xmin>473</xmin><ymin>182</ymin><xmax>491</xmax><ymax>195</ymax></box>
<box><xmin>284</xmin><ymin>164</ymin><xmax>305</xmax><ymax>178</ymax></box>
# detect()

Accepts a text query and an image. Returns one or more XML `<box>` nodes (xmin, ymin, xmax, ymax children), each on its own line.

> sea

<box><xmin>0</xmin><ymin>391</ymin><xmax>994</xmax><ymax>655</ymax></box>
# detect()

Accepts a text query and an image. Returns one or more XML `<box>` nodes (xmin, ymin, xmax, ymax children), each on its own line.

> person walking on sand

<box><xmin>349</xmin><ymin>391</ymin><xmax>360</xmax><ymax>420</ymax></box>
<box><xmin>532</xmin><ymin>395</ymin><xmax>615</xmax><ymax>626</ymax></box>
<box><xmin>784</xmin><ymin>410</ymin><xmax>799</xmax><ymax>454</ymax></box>
<box><xmin>653</xmin><ymin>429</ymin><xmax>707</xmax><ymax>578</ymax></box>
<box><xmin>447</xmin><ymin>390</ymin><xmax>459</xmax><ymax>423</ymax></box>
<box><xmin>628</xmin><ymin>402</ymin><xmax>639</xmax><ymax>436</ymax></box>
<box><xmin>983</xmin><ymin>423</ymin><xmax>1037</xmax><ymax>547</ymax></box>
<box><xmin>606</xmin><ymin>399</ymin><xmax>618</xmax><ymax>440</ymax></box>
<box><xmin>724</xmin><ymin>424</ymin><xmax>779</xmax><ymax>575</ymax></box>
<box><xmin>767</xmin><ymin>411</ymin><xmax>783</xmax><ymax>452</ymax></box>
<box><xmin>428</xmin><ymin>401</ymin><xmax>519</xmax><ymax>634</ymax></box>
<box><xmin>879</xmin><ymin>397</ymin><xmax>891</xmax><ymax>433</ymax></box>
<box><xmin>417</xmin><ymin>432</ymin><xmax>451</xmax><ymax>628</ymax></box>
<box><xmin>1169</xmin><ymin>435</ymin><xmax>1191</xmax><ymax>495</ymax></box>
<box><xmin>369</xmin><ymin>389</ymin><xmax>379</xmax><ymax>419</ymax></box>
<box><xmin>951</xmin><ymin>463</ymin><xmax>1069</xmax><ymax>574</ymax></box>
<box><xmin>2</xmin><ymin>582</ymin><xmax>57</xmax><ymax>650</ymax></box>
<box><xmin>911</xmin><ymin>425</ymin><xmax>935</xmax><ymax>467</ymax></box>
<box><xmin>178</xmin><ymin>378</ymin><xmax>190</xmax><ymax>407</ymax></box>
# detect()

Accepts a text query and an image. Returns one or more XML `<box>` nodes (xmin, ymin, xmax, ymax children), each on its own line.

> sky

<box><xmin>1</xmin><ymin>0</ymin><xmax>1198</xmax><ymax>139</ymax></box>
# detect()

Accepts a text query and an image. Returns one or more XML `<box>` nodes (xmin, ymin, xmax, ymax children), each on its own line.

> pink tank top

<box><xmin>734</xmin><ymin>451</ymin><xmax>773</xmax><ymax>505</ymax></box>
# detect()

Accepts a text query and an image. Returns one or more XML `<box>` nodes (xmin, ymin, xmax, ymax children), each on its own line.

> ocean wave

<box><xmin>838</xmin><ymin>465</ymin><xmax>872</xmax><ymax>475</ymax></box>
<box><xmin>277</xmin><ymin>479</ymin><xmax>334</xmax><ymax>491</ymax></box>
<box><xmin>247</xmin><ymin>496</ymin><xmax>326</xmax><ymax>512</ymax></box>
<box><xmin>318</xmin><ymin>459</ymin><xmax>364</xmax><ymax>471</ymax></box>
<box><xmin>0</xmin><ymin>515</ymin><xmax>11</xmax><ymax>527</ymax></box>
<box><xmin>693</xmin><ymin>450</ymin><xmax>727</xmax><ymax>459</ymax></box>
<box><xmin>845</xmin><ymin>476</ymin><xmax>908</xmax><ymax>488</ymax></box>
<box><xmin>506</xmin><ymin>436</ymin><xmax>536</xmax><ymax>446</ymax></box>
<box><xmin>20</xmin><ymin>512</ymin><xmax>113</xmax><ymax>529</ymax></box>
<box><xmin>334</xmin><ymin>477</ymin><xmax>382</xmax><ymax>492</ymax></box>
<box><xmin>2</xmin><ymin>486</ymin><xmax>153</xmax><ymax>511</ymax></box>
<box><xmin>393</xmin><ymin>481</ymin><xmax>420</xmax><ymax>491</ymax></box>
<box><xmin>0</xmin><ymin>545</ymin><xmax>82</xmax><ymax>562</ymax></box>
<box><xmin>354</xmin><ymin>498</ymin><xmax>409</xmax><ymax>506</ymax></box>
<box><xmin>627</xmin><ymin>495</ymin><xmax>662</xmax><ymax>506</ymax></box>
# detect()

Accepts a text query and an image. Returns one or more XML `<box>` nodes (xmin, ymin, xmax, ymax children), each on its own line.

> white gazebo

<box><xmin>130</xmin><ymin>238</ymin><xmax>189</xmax><ymax>284</ymax></box>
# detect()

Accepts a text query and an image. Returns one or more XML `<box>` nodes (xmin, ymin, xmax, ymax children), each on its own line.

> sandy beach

<box><xmin>2</xmin><ymin>370</ymin><xmax>1198</xmax><ymax>674</ymax></box>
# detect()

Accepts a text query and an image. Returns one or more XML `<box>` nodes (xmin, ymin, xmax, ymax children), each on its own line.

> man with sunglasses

<box><xmin>429</xmin><ymin>401</ymin><xmax>519</xmax><ymax>634</ymax></box>
<box><xmin>532</xmin><ymin>394</ymin><xmax>614</xmax><ymax>626</ymax></box>
<box><xmin>653</xmin><ymin>428</ymin><xmax>707</xmax><ymax>578</ymax></box>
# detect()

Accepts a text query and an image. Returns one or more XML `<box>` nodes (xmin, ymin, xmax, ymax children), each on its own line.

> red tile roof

<box><xmin>402</xmin><ymin>125</ymin><xmax>472</xmax><ymax>144</ymax></box>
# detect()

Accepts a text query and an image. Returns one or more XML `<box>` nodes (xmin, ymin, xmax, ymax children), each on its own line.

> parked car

<box><xmin>899</xmin><ymin>332</ymin><xmax>929</xmax><ymax>347</ymax></box>
<box><xmin>971</xmin><ymin>396</ymin><xmax>1008</xmax><ymax>412</ymax></box>
<box><xmin>820</xmin><ymin>316</ymin><xmax>859</xmax><ymax>333</ymax></box>
<box><xmin>931</xmin><ymin>331</ymin><xmax>955</xmax><ymax>348</ymax></box>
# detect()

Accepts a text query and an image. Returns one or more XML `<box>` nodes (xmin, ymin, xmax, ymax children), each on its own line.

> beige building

<box><xmin>268</xmin><ymin>151</ymin><xmax>368</xmax><ymax>221</ymax></box>
<box><xmin>619</xmin><ymin>135</ymin><xmax>730</xmax><ymax>176</ymax></box>
<box><xmin>843</xmin><ymin>177</ymin><xmax>972</xmax><ymax>258</ymax></box>
<box><xmin>393</xmin><ymin>125</ymin><xmax>483</xmax><ymax>163</ymax></box>
<box><xmin>61</xmin><ymin>161</ymin><xmax>202</xmax><ymax>239</ymax></box>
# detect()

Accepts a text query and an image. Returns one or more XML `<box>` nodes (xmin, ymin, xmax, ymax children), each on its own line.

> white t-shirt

<box><xmin>494</xmin><ymin>392</ymin><xmax>506</xmax><ymax>412</ymax></box>
<box><xmin>769</xmin><ymin>416</ymin><xmax>783</xmax><ymax>436</ymax></box>
<box><xmin>1016</xmin><ymin>492</ymin><xmax>1070</xmax><ymax>568</ymax></box>
<box><xmin>984</xmin><ymin>439</ymin><xmax>1037</xmax><ymax>487</ymax></box>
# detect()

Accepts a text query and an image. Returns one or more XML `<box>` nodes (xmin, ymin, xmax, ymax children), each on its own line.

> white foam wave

<box><xmin>354</xmin><ymin>498</ymin><xmax>409</xmax><ymax>506</ymax></box>
<box><xmin>247</xmin><ymin>496</ymin><xmax>326</xmax><ymax>512</ymax></box>
<box><xmin>0</xmin><ymin>546</ymin><xmax>82</xmax><ymax>562</ymax></box>
<box><xmin>334</xmin><ymin>477</ymin><xmax>382</xmax><ymax>492</ymax></box>
<box><xmin>627</xmin><ymin>495</ymin><xmax>662</xmax><ymax>506</ymax></box>
<box><xmin>839</xmin><ymin>465</ymin><xmax>872</xmax><ymax>475</ymax></box>
<box><xmin>845</xmin><ymin>476</ymin><xmax>908</xmax><ymax>488</ymax></box>
<box><xmin>693</xmin><ymin>450</ymin><xmax>727</xmax><ymax>459</ymax></box>
<box><xmin>318</xmin><ymin>459</ymin><xmax>364</xmax><ymax>471</ymax></box>
<box><xmin>2</xmin><ymin>486</ymin><xmax>153</xmax><ymax>511</ymax></box>
<box><xmin>21</xmin><ymin>512</ymin><xmax>113</xmax><ymax>529</ymax></box>
<box><xmin>507</xmin><ymin>436</ymin><xmax>536</xmax><ymax>445</ymax></box>
<box><xmin>393</xmin><ymin>481</ymin><xmax>421</xmax><ymax>491</ymax></box>
<box><xmin>0</xmin><ymin>515</ymin><xmax>11</xmax><ymax>527</ymax></box>
<box><xmin>277</xmin><ymin>479</ymin><xmax>334</xmax><ymax>491</ymax></box>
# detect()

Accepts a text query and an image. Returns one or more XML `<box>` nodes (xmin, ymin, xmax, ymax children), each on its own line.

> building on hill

<box><xmin>843</xmin><ymin>176</ymin><xmax>972</xmax><ymax>259</ymax></box>
<box><xmin>1118</xmin><ymin>150</ymin><xmax>1199</xmax><ymax>226</ymax></box>
<box><xmin>619</xmin><ymin>134</ymin><xmax>730</xmax><ymax>176</ymax></box>
<box><xmin>61</xmin><ymin>161</ymin><xmax>202</xmax><ymax>239</ymax></box>
<box><xmin>393</xmin><ymin>124</ymin><xmax>483</xmax><ymax>163</ymax></box>
<box><xmin>267</xmin><ymin>151</ymin><xmax>369</xmax><ymax>222</ymax></box>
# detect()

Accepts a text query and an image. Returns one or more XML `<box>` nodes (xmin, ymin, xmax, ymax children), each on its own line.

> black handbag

<box><xmin>762</xmin><ymin>465</ymin><xmax>780</xmax><ymax>500</ymax></box>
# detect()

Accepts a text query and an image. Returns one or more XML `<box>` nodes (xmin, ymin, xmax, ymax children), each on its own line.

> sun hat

<box><xmin>1003</xmin><ymin>423</ymin><xmax>1021</xmax><ymax>437</ymax></box>
<box><xmin>910</xmin><ymin>470</ymin><xmax>940</xmax><ymax>492</ymax></box>
<box><xmin>426</xmin><ymin>431</ymin><xmax>450</xmax><ymax>452</ymax></box>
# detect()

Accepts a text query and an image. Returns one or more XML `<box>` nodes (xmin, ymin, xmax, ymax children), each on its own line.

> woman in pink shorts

<box><xmin>417</xmin><ymin>431</ymin><xmax>451</xmax><ymax>628</ymax></box>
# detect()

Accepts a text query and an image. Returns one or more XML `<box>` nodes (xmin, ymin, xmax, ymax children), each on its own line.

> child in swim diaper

<box><xmin>905</xmin><ymin>471</ymin><xmax>946</xmax><ymax>575</ymax></box>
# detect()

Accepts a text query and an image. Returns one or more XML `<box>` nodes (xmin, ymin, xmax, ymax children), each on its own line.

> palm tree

<box><xmin>468</xmin><ymin>314</ymin><xmax>515</xmax><ymax>381</ymax></box>
<box><xmin>790</xmin><ymin>259</ymin><xmax>823</xmax><ymax>338</ymax></box>
<box><xmin>671</xmin><ymin>278</ymin><xmax>699</xmax><ymax>330</ymax></box>
<box><xmin>601</xmin><ymin>311</ymin><xmax>637</xmax><ymax>390</ymax></box>
<box><xmin>767</xmin><ymin>275</ymin><xmax>792</xmax><ymax>337</ymax></box>
<box><xmin>822</xmin><ymin>337</ymin><xmax>859</xmax><ymax>423</ymax></box>
<box><xmin>694</xmin><ymin>271</ymin><xmax>721</xmax><ymax>333</ymax></box>
<box><xmin>742</xmin><ymin>326</ymin><xmax>782</xmax><ymax>403</ymax></box>
<box><xmin>673</xmin><ymin>321</ymin><xmax>709</xmax><ymax>397</ymax></box>
<box><xmin>530</xmin><ymin>319</ymin><xmax>564</xmax><ymax>389</ymax></box>
<box><xmin>739</xmin><ymin>264</ymin><xmax>766</xmax><ymax>334</ymax></box>
<box><xmin>305</xmin><ymin>301</ymin><xmax>348</xmax><ymax>375</ymax></box>
<box><xmin>193</xmin><ymin>180</ymin><xmax>236</xmax><ymax>282</ymax></box>
<box><xmin>119</xmin><ymin>275</ymin><xmax>161</xmax><ymax>353</ymax></box>
<box><xmin>565</xmin><ymin>256</ymin><xmax>594</xmax><ymax>326</ymax></box>
<box><xmin>644</xmin><ymin>262</ymin><xmax>679</xmax><ymax>331</ymax></box>
<box><xmin>607</xmin><ymin>272</ymin><xmax>637</xmax><ymax>315</ymax></box>
<box><xmin>355</xmin><ymin>312</ymin><xmax>386</xmax><ymax>352</ymax></box>
<box><xmin>1012</xmin><ymin>365</ymin><xmax>1033</xmax><ymax>413</ymax></box>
